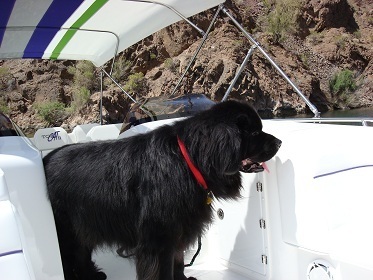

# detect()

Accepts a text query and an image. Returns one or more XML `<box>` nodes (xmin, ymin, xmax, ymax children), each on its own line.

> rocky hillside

<box><xmin>1</xmin><ymin>0</ymin><xmax>372</xmax><ymax>135</ymax></box>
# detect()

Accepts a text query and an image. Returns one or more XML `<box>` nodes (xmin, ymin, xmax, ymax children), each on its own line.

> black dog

<box><xmin>43</xmin><ymin>100</ymin><xmax>281</xmax><ymax>280</ymax></box>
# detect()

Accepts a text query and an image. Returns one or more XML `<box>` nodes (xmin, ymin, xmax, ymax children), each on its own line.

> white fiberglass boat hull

<box><xmin>2</xmin><ymin>118</ymin><xmax>373</xmax><ymax>279</ymax></box>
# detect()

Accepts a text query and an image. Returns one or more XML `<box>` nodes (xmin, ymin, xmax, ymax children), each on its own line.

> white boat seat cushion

<box><xmin>86</xmin><ymin>124</ymin><xmax>121</xmax><ymax>141</ymax></box>
<box><xmin>33</xmin><ymin>127</ymin><xmax>71</xmax><ymax>153</ymax></box>
<box><xmin>70</xmin><ymin>123</ymin><xmax>99</xmax><ymax>143</ymax></box>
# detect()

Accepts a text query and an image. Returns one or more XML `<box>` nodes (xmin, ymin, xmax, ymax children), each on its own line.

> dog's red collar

<box><xmin>177</xmin><ymin>136</ymin><xmax>208</xmax><ymax>191</ymax></box>
<box><xmin>177</xmin><ymin>136</ymin><xmax>213</xmax><ymax>204</ymax></box>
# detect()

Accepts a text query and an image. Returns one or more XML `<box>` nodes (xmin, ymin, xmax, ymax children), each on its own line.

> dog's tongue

<box><xmin>261</xmin><ymin>162</ymin><xmax>269</xmax><ymax>173</ymax></box>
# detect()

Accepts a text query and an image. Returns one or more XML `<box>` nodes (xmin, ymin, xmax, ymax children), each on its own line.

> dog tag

<box><xmin>206</xmin><ymin>191</ymin><xmax>213</xmax><ymax>205</ymax></box>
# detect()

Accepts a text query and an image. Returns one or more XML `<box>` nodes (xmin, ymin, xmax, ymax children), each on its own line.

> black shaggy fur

<box><xmin>43</xmin><ymin>100</ymin><xmax>281</xmax><ymax>280</ymax></box>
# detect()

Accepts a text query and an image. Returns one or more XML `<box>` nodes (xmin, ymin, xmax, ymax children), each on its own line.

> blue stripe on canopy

<box><xmin>0</xmin><ymin>0</ymin><xmax>16</xmax><ymax>46</ymax></box>
<box><xmin>23</xmin><ymin>0</ymin><xmax>84</xmax><ymax>58</ymax></box>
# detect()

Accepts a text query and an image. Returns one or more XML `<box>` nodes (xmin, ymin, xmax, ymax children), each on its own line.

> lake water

<box><xmin>319</xmin><ymin>107</ymin><xmax>373</xmax><ymax>118</ymax></box>
<box><xmin>290</xmin><ymin>107</ymin><xmax>373</xmax><ymax>119</ymax></box>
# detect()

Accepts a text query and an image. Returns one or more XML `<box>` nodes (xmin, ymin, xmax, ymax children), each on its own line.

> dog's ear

<box><xmin>236</xmin><ymin>114</ymin><xmax>250</xmax><ymax>131</ymax></box>
<box><xmin>202</xmin><ymin>124</ymin><xmax>241</xmax><ymax>175</ymax></box>
<box><xmin>237</xmin><ymin>113</ymin><xmax>249</xmax><ymax>125</ymax></box>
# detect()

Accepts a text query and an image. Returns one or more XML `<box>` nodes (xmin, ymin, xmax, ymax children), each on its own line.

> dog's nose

<box><xmin>275</xmin><ymin>138</ymin><xmax>282</xmax><ymax>150</ymax></box>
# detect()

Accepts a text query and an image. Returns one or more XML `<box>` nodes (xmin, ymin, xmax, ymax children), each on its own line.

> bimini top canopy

<box><xmin>0</xmin><ymin>0</ymin><xmax>224</xmax><ymax>67</ymax></box>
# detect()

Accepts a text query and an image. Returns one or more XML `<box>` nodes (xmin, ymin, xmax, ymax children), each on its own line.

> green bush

<box><xmin>0</xmin><ymin>67</ymin><xmax>9</xmax><ymax>77</ymax></box>
<box><xmin>263</xmin><ymin>0</ymin><xmax>302</xmax><ymax>43</ymax></box>
<box><xmin>69</xmin><ymin>86</ymin><xmax>91</xmax><ymax>112</ymax></box>
<box><xmin>67</xmin><ymin>61</ymin><xmax>96</xmax><ymax>112</ymax></box>
<box><xmin>111</xmin><ymin>56</ymin><xmax>131</xmax><ymax>82</ymax></box>
<box><xmin>123</xmin><ymin>72</ymin><xmax>145</xmax><ymax>93</ymax></box>
<box><xmin>164</xmin><ymin>58</ymin><xmax>177</xmax><ymax>73</ymax></box>
<box><xmin>35</xmin><ymin>101</ymin><xmax>66</xmax><ymax>125</ymax></box>
<box><xmin>0</xmin><ymin>67</ymin><xmax>12</xmax><ymax>90</ymax></box>
<box><xmin>68</xmin><ymin>60</ymin><xmax>96</xmax><ymax>90</ymax></box>
<box><xmin>335</xmin><ymin>35</ymin><xmax>348</xmax><ymax>49</ymax></box>
<box><xmin>300</xmin><ymin>53</ymin><xmax>310</xmax><ymax>69</ymax></box>
<box><xmin>329</xmin><ymin>69</ymin><xmax>356</xmax><ymax>95</ymax></box>
<box><xmin>308</xmin><ymin>30</ymin><xmax>324</xmax><ymax>46</ymax></box>
<box><xmin>0</xmin><ymin>97</ymin><xmax>9</xmax><ymax>114</ymax></box>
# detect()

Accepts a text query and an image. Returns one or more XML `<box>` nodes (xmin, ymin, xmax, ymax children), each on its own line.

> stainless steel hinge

<box><xmin>256</xmin><ymin>182</ymin><xmax>263</xmax><ymax>192</ymax></box>
<box><xmin>259</xmin><ymin>219</ymin><xmax>266</xmax><ymax>229</ymax></box>
<box><xmin>261</xmin><ymin>255</ymin><xmax>268</xmax><ymax>265</ymax></box>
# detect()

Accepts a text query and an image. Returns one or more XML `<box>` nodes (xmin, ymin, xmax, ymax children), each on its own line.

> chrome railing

<box><xmin>272</xmin><ymin>118</ymin><xmax>373</xmax><ymax>127</ymax></box>
<box><xmin>220</xmin><ymin>5</ymin><xmax>321</xmax><ymax>117</ymax></box>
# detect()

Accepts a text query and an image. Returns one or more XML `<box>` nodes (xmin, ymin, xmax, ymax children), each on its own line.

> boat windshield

<box><xmin>120</xmin><ymin>94</ymin><xmax>215</xmax><ymax>133</ymax></box>
<box><xmin>0</xmin><ymin>112</ymin><xmax>22</xmax><ymax>137</ymax></box>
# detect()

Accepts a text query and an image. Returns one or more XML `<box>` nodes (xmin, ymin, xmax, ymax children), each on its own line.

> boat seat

<box><xmin>86</xmin><ymin>124</ymin><xmax>122</xmax><ymax>141</ymax></box>
<box><xmin>33</xmin><ymin>127</ymin><xmax>71</xmax><ymax>156</ymax></box>
<box><xmin>70</xmin><ymin>123</ymin><xmax>99</xmax><ymax>143</ymax></box>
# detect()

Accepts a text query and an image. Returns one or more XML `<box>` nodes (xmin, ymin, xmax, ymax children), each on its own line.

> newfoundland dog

<box><xmin>43</xmin><ymin>100</ymin><xmax>281</xmax><ymax>280</ymax></box>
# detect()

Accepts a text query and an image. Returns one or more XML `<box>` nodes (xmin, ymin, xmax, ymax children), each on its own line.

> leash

<box><xmin>117</xmin><ymin>236</ymin><xmax>203</xmax><ymax>268</ymax></box>
<box><xmin>177</xmin><ymin>136</ymin><xmax>209</xmax><ymax>266</ymax></box>
<box><xmin>184</xmin><ymin>235</ymin><xmax>202</xmax><ymax>267</ymax></box>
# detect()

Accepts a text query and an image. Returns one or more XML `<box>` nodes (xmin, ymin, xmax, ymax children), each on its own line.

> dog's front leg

<box><xmin>173</xmin><ymin>250</ymin><xmax>197</xmax><ymax>280</ymax></box>
<box><xmin>136</xmin><ymin>246</ymin><xmax>174</xmax><ymax>280</ymax></box>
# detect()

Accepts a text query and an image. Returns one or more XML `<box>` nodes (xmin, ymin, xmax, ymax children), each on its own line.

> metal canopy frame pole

<box><xmin>106</xmin><ymin>0</ymin><xmax>208</xmax><ymax>99</ymax></box>
<box><xmin>100</xmin><ymin>70</ymin><xmax>104</xmax><ymax>125</ymax></box>
<box><xmin>221</xmin><ymin>45</ymin><xmax>257</xmax><ymax>102</ymax></box>
<box><xmin>100</xmin><ymin>68</ymin><xmax>138</xmax><ymax>104</ymax></box>
<box><xmin>98</xmin><ymin>2</ymin><xmax>220</xmax><ymax>121</ymax></box>
<box><xmin>102</xmin><ymin>0</ymin><xmax>214</xmax><ymax>102</ymax></box>
<box><xmin>171</xmin><ymin>4</ymin><xmax>223</xmax><ymax>96</ymax></box>
<box><xmin>220</xmin><ymin>6</ymin><xmax>320</xmax><ymax>117</ymax></box>
<box><xmin>100</xmin><ymin>68</ymin><xmax>160</xmax><ymax>120</ymax></box>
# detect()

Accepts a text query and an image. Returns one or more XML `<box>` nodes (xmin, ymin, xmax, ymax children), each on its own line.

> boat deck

<box><xmin>186</xmin><ymin>263</ymin><xmax>250</xmax><ymax>280</ymax></box>
<box><xmin>94</xmin><ymin>250</ymin><xmax>250</xmax><ymax>280</ymax></box>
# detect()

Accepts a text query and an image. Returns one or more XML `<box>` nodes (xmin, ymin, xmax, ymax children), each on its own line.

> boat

<box><xmin>1</xmin><ymin>1</ymin><xmax>373</xmax><ymax>280</ymax></box>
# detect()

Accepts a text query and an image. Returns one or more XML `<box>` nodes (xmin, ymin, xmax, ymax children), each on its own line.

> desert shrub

<box><xmin>263</xmin><ymin>0</ymin><xmax>302</xmax><ymax>43</ymax></box>
<box><xmin>111</xmin><ymin>56</ymin><xmax>131</xmax><ymax>82</ymax></box>
<box><xmin>334</xmin><ymin>35</ymin><xmax>348</xmax><ymax>49</ymax></box>
<box><xmin>369</xmin><ymin>16</ymin><xmax>373</xmax><ymax>25</ymax></box>
<box><xmin>0</xmin><ymin>67</ymin><xmax>9</xmax><ymax>77</ymax></box>
<box><xmin>69</xmin><ymin>86</ymin><xmax>91</xmax><ymax>112</ymax></box>
<box><xmin>0</xmin><ymin>96</ymin><xmax>9</xmax><ymax>114</ymax></box>
<box><xmin>123</xmin><ymin>73</ymin><xmax>145</xmax><ymax>94</ymax></box>
<box><xmin>164</xmin><ymin>58</ymin><xmax>177</xmax><ymax>72</ymax></box>
<box><xmin>299</xmin><ymin>53</ymin><xmax>310</xmax><ymax>69</ymax></box>
<box><xmin>308</xmin><ymin>30</ymin><xmax>324</xmax><ymax>46</ymax></box>
<box><xmin>0</xmin><ymin>67</ymin><xmax>12</xmax><ymax>90</ymax></box>
<box><xmin>35</xmin><ymin>101</ymin><xmax>66</xmax><ymax>125</ymax></box>
<box><xmin>329</xmin><ymin>69</ymin><xmax>356</xmax><ymax>95</ymax></box>
<box><xmin>164</xmin><ymin>58</ymin><xmax>173</xmax><ymax>68</ymax></box>
<box><xmin>353</xmin><ymin>30</ymin><xmax>361</xmax><ymax>39</ymax></box>
<box><xmin>262</xmin><ymin>0</ymin><xmax>276</xmax><ymax>9</ymax></box>
<box><xmin>68</xmin><ymin>61</ymin><xmax>96</xmax><ymax>112</ymax></box>
<box><xmin>68</xmin><ymin>60</ymin><xmax>96</xmax><ymax>90</ymax></box>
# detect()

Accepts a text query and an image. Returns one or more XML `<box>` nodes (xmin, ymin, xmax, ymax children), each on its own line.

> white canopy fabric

<box><xmin>0</xmin><ymin>0</ymin><xmax>224</xmax><ymax>66</ymax></box>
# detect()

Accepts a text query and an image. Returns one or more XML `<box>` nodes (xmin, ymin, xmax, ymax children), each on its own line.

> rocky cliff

<box><xmin>0</xmin><ymin>0</ymin><xmax>372</xmax><ymax>135</ymax></box>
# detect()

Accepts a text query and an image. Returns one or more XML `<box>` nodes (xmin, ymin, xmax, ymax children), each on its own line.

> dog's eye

<box><xmin>251</xmin><ymin>131</ymin><xmax>260</xmax><ymax>136</ymax></box>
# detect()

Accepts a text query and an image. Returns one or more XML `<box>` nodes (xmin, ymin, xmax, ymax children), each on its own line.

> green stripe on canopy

<box><xmin>50</xmin><ymin>0</ymin><xmax>108</xmax><ymax>59</ymax></box>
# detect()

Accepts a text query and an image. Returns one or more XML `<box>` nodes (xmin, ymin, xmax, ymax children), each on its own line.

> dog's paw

<box><xmin>93</xmin><ymin>271</ymin><xmax>107</xmax><ymax>280</ymax></box>
<box><xmin>174</xmin><ymin>276</ymin><xmax>197</xmax><ymax>280</ymax></box>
